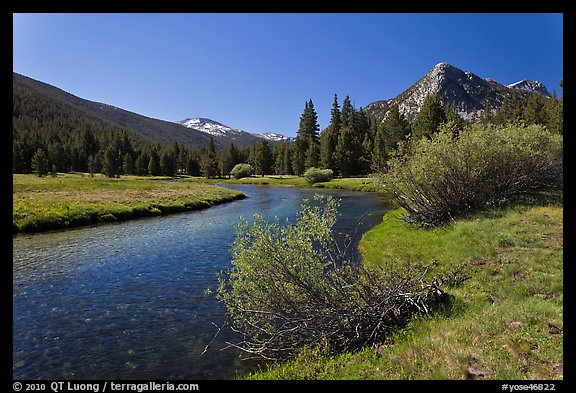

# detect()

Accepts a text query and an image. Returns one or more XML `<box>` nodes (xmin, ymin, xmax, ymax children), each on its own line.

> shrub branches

<box><xmin>216</xmin><ymin>196</ymin><xmax>464</xmax><ymax>360</ymax></box>
<box><xmin>378</xmin><ymin>123</ymin><xmax>563</xmax><ymax>227</ymax></box>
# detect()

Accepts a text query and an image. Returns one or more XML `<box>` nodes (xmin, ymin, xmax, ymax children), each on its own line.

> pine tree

<box><xmin>135</xmin><ymin>153</ymin><xmax>148</xmax><ymax>176</ymax></box>
<box><xmin>282</xmin><ymin>142</ymin><xmax>293</xmax><ymax>175</ymax></box>
<box><xmin>334</xmin><ymin>126</ymin><xmax>356</xmax><ymax>177</ymax></box>
<box><xmin>443</xmin><ymin>103</ymin><xmax>466</xmax><ymax>137</ymax></box>
<box><xmin>31</xmin><ymin>148</ymin><xmax>48</xmax><ymax>177</ymax></box>
<box><xmin>523</xmin><ymin>94</ymin><xmax>546</xmax><ymax>125</ymax></box>
<box><xmin>201</xmin><ymin>137</ymin><xmax>218</xmax><ymax>178</ymax></box>
<box><xmin>186</xmin><ymin>150</ymin><xmax>201</xmax><ymax>176</ymax></box>
<box><xmin>372</xmin><ymin>123</ymin><xmax>387</xmax><ymax>173</ymax></box>
<box><xmin>320</xmin><ymin>94</ymin><xmax>342</xmax><ymax>170</ymax></box>
<box><xmin>341</xmin><ymin>95</ymin><xmax>355</xmax><ymax>127</ymax></box>
<box><xmin>148</xmin><ymin>151</ymin><xmax>160</xmax><ymax>176</ymax></box>
<box><xmin>305</xmin><ymin>140</ymin><xmax>320</xmax><ymax>169</ymax></box>
<box><xmin>292</xmin><ymin>138</ymin><xmax>305</xmax><ymax>175</ymax></box>
<box><xmin>543</xmin><ymin>94</ymin><xmax>563</xmax><ymax>135</ymax></box>
<box><xmin>102</xmin><ymin>145</ymin><xmax>120</xmax><ymax>178</ymax></box>
<box><xmin>273</xmin><ymin>141</ymin><xmax>292</xmax><ymax>175</ymax></box>
<box><xmin>493</xmin><ymin>91</ymin><xmax>524</xmax><ymax>124</ymax></box>
<box><xmin>123</xmin><ymin>153</ymin><xmax>135</xmax><ymax>175</ymax></box>
<box><xmin>160</xmin><ymin>150</ymin><xmax>175</xmax><ymax>176</ymax></box>
<box><xmin>293</xmin><ymin>99</ymin><xmax>320</xmax><ymax>173</ymax></box>
<box><xmin>411</xmin><ymin>93</ymin><xmax>446</xmax><ymax>140</ymax></box>
<box><xmin>219</xmin><ymin>143</ymin><xmax>240</xmax><ymax>178</ymax></box>
<box><xmin>355</xmin><ymin>109</ymin><xmax>372</xmax><ymax>174</ymax></box>
<box><xmin>359</xmin><ymin>132</ymin><xmax>373</xmax><ymax>174</ymax></box>
<box><xmin>383</xmin><ymin>104</ymin><xmax>410</xmax><ymax>151</ymax></box>
<box><xmin>254</xmin><ymin>139</ymin><xmax>273</xmax><ymax>176</ymax></box>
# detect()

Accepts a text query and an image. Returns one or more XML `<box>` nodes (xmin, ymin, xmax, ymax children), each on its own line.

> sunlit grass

<box><xmin>13</xmin><ymin>173</ymin><xmax>245</xmax><ymax>233</ymax></box>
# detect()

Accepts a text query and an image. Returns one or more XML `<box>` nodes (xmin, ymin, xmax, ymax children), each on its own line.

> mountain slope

<box><xmin>13</xmin><ymin>73</ymin><xmax>276</xmax><ymax>149</ymax></box>
<box><xmin>364</xmin><ymin>63</ymin><xmax>551</xmax><ymax>123</ymax></box>
<box><xmin>13</xmin><ymin>72</ymin><xmax>215</xmax><ymax>149</ymax></box>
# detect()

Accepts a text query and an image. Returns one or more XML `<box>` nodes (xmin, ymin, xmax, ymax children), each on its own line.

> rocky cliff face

<box><xmin>364</xmin><ymin>63</ymin><xmax>550</xmax><ymax>123</ymax></box>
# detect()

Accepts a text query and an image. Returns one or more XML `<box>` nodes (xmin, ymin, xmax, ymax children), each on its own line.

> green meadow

<box><xmin>13</xmin><ymin>173</ymin><xmax>245</xmax><ymax>233</ymax></box>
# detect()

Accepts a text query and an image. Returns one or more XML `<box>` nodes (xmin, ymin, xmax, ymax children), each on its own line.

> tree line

<box><xmin>14</xmin><ymin>80</ymin><xmax>562</xmax><ymax>178</ymax></box>
<box><xmin>276</xmin><ymin>87</ymin><xmax>562</xmax><ymax>178</ymax></box>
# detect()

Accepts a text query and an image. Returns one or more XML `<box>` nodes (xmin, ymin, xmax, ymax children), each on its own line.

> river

<box><xmin>13</xmin><ymin>185</ymin><xmax>390</xmax><ymax>380</ymax></box>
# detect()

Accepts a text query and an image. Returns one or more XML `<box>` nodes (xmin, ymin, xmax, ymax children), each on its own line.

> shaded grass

<box><xmin>245</xmin><ymin>203</ymin><xmax>563</xmax><ymax>380</ymax></box>
<box><xmin>13</xmin><ymin>173</ymin><xmax>245</xmax><ymax>233</ymax></box>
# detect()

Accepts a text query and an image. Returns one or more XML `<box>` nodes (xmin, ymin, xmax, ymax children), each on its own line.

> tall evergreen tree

<box><xmin>493</xmin><ymin>91</ymin><xmax>524</xmax><ymax>124</ymax></box>
<box><xmin>186</xmin><ymin>150</ymin><xmax>201</xmax><ymax>176</ymax></box>
<box><xmin>273</xmin><ymin>141</ymin><xmax>292</xmax><ymax>175</ymax></box>
<box><xmin>148</xmin><ymin>150</ymin><xmax>160</xmax><ymax>176</ymax></box>
<box><xmin>135</xmin><ymin>153</ymin><xmax>147</xmax><ymax>176</ymax></box>
<box><xmin>383</xmin><ymin>104</ymin><xmax>410</xmax><ymax>151</ymax></box>
<box><xmin>411</xmin><ymin>93</ymin><xmax>446</xmax><ymax>140</ymax></box>
<box><xmin>160</xmin><ymin>150</ymin><xmax>175</xmax><ymax>176</ymax></box>
<box><xmin>254</xmin><ymin>139</ymin><xmax>273</xmax><ymax>176</ymax></box>
<box><xmin>442</xmin><ymin>103</ymin><xmax>466</xmax><ymax>137</ymax></box>
<box><xmin>372</xmin><ymin>123</ymin><xmax>387</xmax><ymax>173</ymax></box>
<box><xmin>334</xmin><ymin>126</ymin><xmax>357</xmax><ymax>177</ymax></box>
<box><xmin>320</xmin><ymin>94</ymin><xmax>341</xmax><ymax>170</ymax></box>
<box><xmin>523</xmin><ymin>94</ymin><xmax>546</xmax><ymax>125</ymax></box>
<box><xmin>123</xmin><ymin>153</ymin><xmax>135</xmax><ymax>175</ymax></box>
<box><xmin>31</xmin><ymin>148</ymin><xmax>48</xmax><ymax>177</ymax></box>
<box><xmin>341</xmin><ymin>95</ymin><xmax>355</xmax><ymax>127</ymax></box>
<box><xmin>543</xmin><ymin>93</ymin><xmax>563</xmax><ymax>135</ymax></box>
<box><xmin>87</xmin><ymin>155</ymin><xmax>97</xmax><ymax>177</ymax></box>
<box><xmin>293</xmin><ymin>99</ymin><xmax>320</xmax><ymax>173</ymax></box>
<box><xmin>219</xmin><ymin>143</ymin><xmax>240</xmax><ymax>178</ymax></box>
<box><xmin>102</xmin><ymin>145</ymin><xmax>121</xmax><ymax>178</ymax></box>
<box><xmin>201</xmin><ymin>137</ymin><xmax>218</xmax><ymax>178</ymax></box>
<box><xmin>282</xmin><ymin>142</ymin><xmax>293</xmax><ymax>175</ymax></box>
<box><xmin>305</xmin><ymin>140</ymin><xmax>320</xmax><ymax>169</ymax></box>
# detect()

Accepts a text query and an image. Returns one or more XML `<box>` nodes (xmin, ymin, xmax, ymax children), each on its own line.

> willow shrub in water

<box><xmin>216</xmin><ymin>196</ymin><xmax>458</xmax><ymax>360</ymax></box>
<box><xmin>378</xmin><ymin>122</ymin><xmax>563</xmax><ymax>228</ymax></box>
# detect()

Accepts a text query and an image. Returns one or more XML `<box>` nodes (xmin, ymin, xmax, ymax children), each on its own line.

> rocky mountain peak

<box><xmin>364</xmin><ymin>62</ymin><xmax>551</xmax><ymax>123</ymax></box>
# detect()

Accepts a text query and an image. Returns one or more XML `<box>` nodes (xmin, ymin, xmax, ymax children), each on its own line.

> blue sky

<box><xmin>13</xmin><ymin>13</ymin><xmax>563</xmax><ymax>137</ymax></box>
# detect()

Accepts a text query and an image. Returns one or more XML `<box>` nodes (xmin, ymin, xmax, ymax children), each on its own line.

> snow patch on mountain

<box><xmin>254</xmin><ymin>132</ymin><xmax>290</xmax><ymax>142</ymax></box>
<box><xmin>177</xmin><ymin>117</ymin><xmax>244</xmax><ymax>137</ymax></box>
<box><xmin>177</xmin><ymin>117</ymin><xmax>289</xmax><ymax>142</ymax></box>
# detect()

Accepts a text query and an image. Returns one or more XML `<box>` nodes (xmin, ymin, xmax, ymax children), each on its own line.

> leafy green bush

<box><xmin>304</xmin><ymin>167</ymin><xmax>334</xmax><ymax>184</ymax></box>
<box><xmin>378</xmin><ymin>122</ymin><xmax>563</xmax><ymax>227</ymax></box>
<box><xmin>216</xmin><ymin>196</ymin><xmax>460</xmax><ymax>360</ymax></box>
<box><xmin>230</xmin><ymin>163</ymin><xmax>254</xmax><ymax>179</ymax></box>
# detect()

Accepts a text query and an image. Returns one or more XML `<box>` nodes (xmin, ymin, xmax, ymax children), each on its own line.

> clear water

<box><xmin>13</xmin><ymin>185</ymin><xmax>390</xmax><ymax>380</ymax></box>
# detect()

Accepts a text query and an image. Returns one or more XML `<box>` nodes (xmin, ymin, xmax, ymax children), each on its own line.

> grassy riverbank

<box><xmin>185</xmin><ymin>175</ymin><xmax>378</xmax><ymax>192</ymax></box>
<box><xmin>245</xmin><ymin>202</ymin><xmax>563</xmax><ymax>380</ymax></box>
<box><xmin>13</xmin><ymin>173</ymin><xmax>245</xmax><ymax>233</ymax></box>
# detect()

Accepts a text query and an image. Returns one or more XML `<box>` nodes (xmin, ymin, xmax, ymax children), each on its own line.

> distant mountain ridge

<box><xmin>177</xmin><ymin>117</ymin><xmax>290</xmax><ymax>143</ymax></box>
<box><xmin>364</xmin><ymin>62</ymin><xmax>551</xmax><ymax>123</ymax></box>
